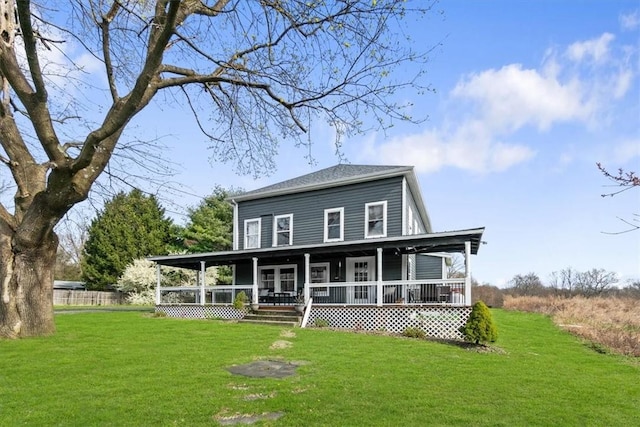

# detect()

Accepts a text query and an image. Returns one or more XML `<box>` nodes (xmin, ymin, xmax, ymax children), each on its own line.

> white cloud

<box><xmin>359</xmin><ymin>123</ymin><xmax>535</xmax><ymax>174</ymax></box>
<box><xmin>488</xmin><ymin>143</ymin><xmax>536</xmax><ymax>172</ymax></box>
<box><xmin>452</xmin><ymin>64</ymin><xmax>591</xmax><ymax>132</ymax></box>
<box><xmin>359</xmin><ymin>32</ymin><xmax>634</xmax><ymax>176</ymax></box>
<box><xmin>612</xmin><ymin>68</ymin><xmax>633</xmax><ymax>99</ymax></box>
<box><xmin>620</xmin><ymin>11</ymin><xmax>640</xmax><ymax>31</ymax></box>
<box><xmin>565</xmin><ymin>33</ymin><xmax>615</xmax><ymax>64</ymax></box>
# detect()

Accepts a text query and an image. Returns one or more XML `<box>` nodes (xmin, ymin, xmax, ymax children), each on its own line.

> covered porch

<box><xmin>149</xmin><ymin>228</ymin><xmax>484</xmax><ymax>308</ymax></box>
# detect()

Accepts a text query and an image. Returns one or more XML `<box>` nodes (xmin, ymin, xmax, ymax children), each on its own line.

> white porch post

<box><xmin>464</xmin><ymin>241</ymin><xmax>471</xmax><ymax>305</ymax></box>
<box><xmin>200</xmin><ymin>261</ymin><xmax>206</xmax><ymax>305</ymax></box>
<box><xmin>252</xmin><ymin>257</ymin><xmax>259</xmax><ymax>305</ymax></box>
<box><xmin>155</xmin><ymin>264</ymin><xmax>161</xmax><ymax>305</ymax></box>
<box><xmin>376</xmin><ymin>247</ymin><xmax>383</xmax><ymax>307</ymax></box>
<box><xmin>304</xmin><ymin>253</ymin><xmax>310</xmax><ymax>302</ymax></box>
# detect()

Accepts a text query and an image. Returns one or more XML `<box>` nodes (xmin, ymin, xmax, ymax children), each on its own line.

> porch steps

<box><xmin>240</xmin><ymin>308</ymin><xmax>302</xmax><ymax>327</ymax></box>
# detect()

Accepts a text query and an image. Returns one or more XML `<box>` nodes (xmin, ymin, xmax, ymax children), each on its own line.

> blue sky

<box><xmin>54</xmin><ymin>1</ymin><xmax>638</xmax><ymax>287</ymax></box>
<box><xmin>136</xmin><ymin>1</ymin><xmax>638</xmax><ymax>287</ymax></box>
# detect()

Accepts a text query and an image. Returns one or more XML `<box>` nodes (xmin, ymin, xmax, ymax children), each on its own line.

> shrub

<box><xmin>402</xmin><ymin>327</ymin><xmax>426</xmax><ymax>339</ymax></box>
<box><xmin>233</xmin><ymin>291</ymin><xmax>248</xmax><ymax>310</ymax></box>
<box><xmin>460</xmin><ymin>301</ymin><xmax>498</xmax><ymax>345</ymax></box>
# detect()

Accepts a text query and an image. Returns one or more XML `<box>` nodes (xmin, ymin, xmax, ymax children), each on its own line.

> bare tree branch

<box><xmin>597</xmin><ymin>163</ymin><xmax>639</xmax><ymax>233</ymax></box>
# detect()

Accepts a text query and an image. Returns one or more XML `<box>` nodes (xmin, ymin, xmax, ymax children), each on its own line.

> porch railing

<box><xmin>156</xmin><ymin>280</ymin><xmax>466</xmax><ymax>306</ymax></box>
<box><xmin>308</xmin><ymin>279</ymin><xmax>466</xmax><ymax>306</ymax></box>
<box><xmin>158</xmin><ymin>285</ymin><xmax>253</xmax><ymax>305</ymax></box>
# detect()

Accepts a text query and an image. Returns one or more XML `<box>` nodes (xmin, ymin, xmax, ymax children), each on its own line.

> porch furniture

<box><xmin>258</xmin><ymin>289</ymin><xmax>270</xmax><ymax>303</ymax></box>
<box><xmin>383</xmin><ymin>286</ymin><xmax>397</xmax><ymax>303</ymax></box>
<box><xmin>437</xmin><ymin>286</ymin><xmax>450</xmax><ymax>303</ymax></box>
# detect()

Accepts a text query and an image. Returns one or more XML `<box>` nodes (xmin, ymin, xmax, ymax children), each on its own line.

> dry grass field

<box><xmin>504</xmin><ymin>295</ymin><xmax>640</xmax><ymax>357</ymax></box>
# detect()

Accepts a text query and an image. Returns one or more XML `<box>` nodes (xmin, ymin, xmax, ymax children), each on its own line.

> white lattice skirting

<box><xmin>308</xmin><ymin>306</ymin><xmax>472</xmax><ymax>340</ymax></box>
<box><xmin>156</xmin><ymin>305</ymin><xmax>246</xmax><ymax>319</ymax></box>
<box><xmin>155</xmin><ymin>304</ymin><xmax>471</xmax><ymax>340</ymax></box>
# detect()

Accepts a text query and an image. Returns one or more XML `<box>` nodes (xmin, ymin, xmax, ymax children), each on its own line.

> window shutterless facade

<box><xmin>244</xmin><ymin>218</ymin><xmax>261</xmax><ymax>249</ymax></box>
<box><xmin>364</xmin><ymin>201</ymin><xmax>387</xmax><ymax>238</ymax></box>
<box><xmin>324</xmin><ymin>207</ymin><xmax>344</xmax><ymax>242</ymax></box>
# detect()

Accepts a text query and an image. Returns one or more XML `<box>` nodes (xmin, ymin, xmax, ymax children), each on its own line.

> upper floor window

<box><xmin>324</xmin><ymin>207</ymin><xmax>344</xmax><ymax>242</ymax></box>
<box><xmin>244</xmin><ymin>218</ymin><xmax>261</xmax><ymax>249</ymax></box>
<box><xmin>273</xmin><ymin>214</ymin><xmax>293</xmax><ymax>246</ymax></box>
<box><xmin>365</xmin><ymin>201</ymin><xmax>387</xmax><ymax>238</ymax></box>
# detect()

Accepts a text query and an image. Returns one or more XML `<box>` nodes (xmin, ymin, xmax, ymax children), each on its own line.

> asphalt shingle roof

<box><xmin>235</xmin><ymin>164</ymin><xmax>411</xmax><ymax>200</ymax></box>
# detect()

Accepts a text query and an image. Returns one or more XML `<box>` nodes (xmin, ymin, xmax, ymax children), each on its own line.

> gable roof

<box><xmin>230</xmin><ymin>164</ymin><xmax>432</xmax><ymax>232</ymax></box>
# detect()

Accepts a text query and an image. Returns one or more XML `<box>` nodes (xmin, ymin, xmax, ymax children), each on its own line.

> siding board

<box><xmin>416</xmin><ymin>254</ymin><xmax>444</xmax><ymax>280</ymax></box>
<box><xmin>237</xmin><ymin>177</ymin><xmax>404</xmax><ymax>249</ymax></box>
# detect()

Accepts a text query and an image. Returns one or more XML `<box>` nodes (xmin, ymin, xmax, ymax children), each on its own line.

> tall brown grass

<box><xmin>504</xmin><ymin>295</ymin><xmax>640</xmax><ymax>357</ymax></box>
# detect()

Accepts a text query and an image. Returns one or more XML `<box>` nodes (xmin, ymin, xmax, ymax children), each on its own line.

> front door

<box><xmin>346</xmin><ymin>256</ymin><xmax>375</xmax><ymax>304</ymax></box>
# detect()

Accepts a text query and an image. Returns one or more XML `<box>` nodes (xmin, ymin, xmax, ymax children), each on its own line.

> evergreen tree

<box><xmin>460</xmin><ymin>301</ymin><xmax>498</xmax><ymax>345</ymax></box>
<box><xmin>182</xmin><ymin>186</ymin><xmax>235</xmax><ymax>253</ymax></box>
<box><xmin>180</xmin><ymin>187</ymin><xmax>238</xmax><ymax>284</ymax></box>
<box><xmin>82</xmin><ymin>190</ymin><xmax>173</xmax><ymax>290</ymax></box>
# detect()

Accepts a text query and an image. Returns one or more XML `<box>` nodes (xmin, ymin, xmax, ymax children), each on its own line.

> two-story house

<box><xmin>150</xmin><ymin>164</ymin><xmax>484</xmax><ymax>338</ymax></box>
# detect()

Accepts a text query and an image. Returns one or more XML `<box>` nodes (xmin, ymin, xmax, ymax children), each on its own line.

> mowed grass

<box><xmin>0</xmin><ymin>310</ymin><xmax>638</xmax><ymax>426</ymax></box>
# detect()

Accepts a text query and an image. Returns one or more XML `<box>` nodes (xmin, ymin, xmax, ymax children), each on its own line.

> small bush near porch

<box><xmin>0</xmin><ymin>310</ymin><xmax>637</xmax><ymax>426</ymax></box>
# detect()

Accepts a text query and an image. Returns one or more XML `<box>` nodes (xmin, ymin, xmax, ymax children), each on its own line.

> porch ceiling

<box><xmin>149</xmin><ymin>227</ymin><xmax>485</xmax><ymax>270</ymax></box>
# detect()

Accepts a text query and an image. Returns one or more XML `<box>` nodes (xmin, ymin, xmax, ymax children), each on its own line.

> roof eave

<box><xmin>149</xmin><ymin>227</ymin><xmax>485</xmax><ymax>270</ymax></box>
<box><xmin>230</xmin><ymin>165</ymin><xmax>413</xmax><ymax>202</ymax></box>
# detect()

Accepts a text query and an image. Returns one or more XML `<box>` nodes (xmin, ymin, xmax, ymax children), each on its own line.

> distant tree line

<box><xmin>506</xmin><ymin>268</ymin><xmax>639</xmax><ymax>299</ymax></box>
<box><xmin>461</xmin><ymin>267</ymin><xmax>639</xmax><ymax>309</ymax></box>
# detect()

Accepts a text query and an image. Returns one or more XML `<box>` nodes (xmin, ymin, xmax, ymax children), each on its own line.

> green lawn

<box><xmin>0</xmin><ymin>310</ymin><xmax>637</xmax><ymax>426</ymax></box>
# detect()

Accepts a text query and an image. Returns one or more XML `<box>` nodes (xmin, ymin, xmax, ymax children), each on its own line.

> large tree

<box><xmin>0</xmin><ymin>0</ymin><xmax>435</xmax><ymax>337</ymax></box>
<box><xmin>181</xmin><ymin>186</ymin><xmax>236</xmax><ymax>253</ymax></box>
<box><xmin>81</xmin><ymin>189</ymin><xmax>174</xmax><ymax>290</ymax></box>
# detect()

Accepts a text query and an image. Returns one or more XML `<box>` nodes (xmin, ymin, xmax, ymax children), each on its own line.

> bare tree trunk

<box><xmin>0</xmin><ymin>229</ymin><xmax>57</xmax><ymax>338</ymax></box>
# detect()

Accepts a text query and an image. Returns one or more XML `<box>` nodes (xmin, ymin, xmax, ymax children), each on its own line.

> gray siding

<box><xmin>237</xmin><ymin>177</ymin><xmax>404</xmax><ymax>249</ymax></box>
<box><xmin>382</xmin><ymin>254</ymin><xmax>403</xmax><ymax>281</ymax></box>
<box><xmin>234</xmin><ymin>259</ymin><xmax>253</xmax><ymax>285</ymax></box>
<box><xmin>405</xmin><ymin>184</ymin><xmax>427</xmax><ymax>235</ymax></box>
<box><xmin>416</xmin><ymin>254</ymin><xmax>444</xmax><ymax>280</ymax></box>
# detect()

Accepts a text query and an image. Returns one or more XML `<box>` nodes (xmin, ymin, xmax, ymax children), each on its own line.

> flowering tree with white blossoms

<box><xmin>115</xmin><ymin>259</ymin><xmax>217</xmax><ymax>305</ymax></box>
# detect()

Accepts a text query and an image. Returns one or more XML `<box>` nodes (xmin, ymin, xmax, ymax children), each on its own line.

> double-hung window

<box><xmin>324</xmin><ymin>207</ymin><xmax>344</xmax><ymax>242</ymax></box>
<box><xmin>365</xmin><ymin>201</ymin><xmax>387</xmax><ymax>238</ymax></box>
<box><xmin>273</xmin><ymin>214</ymin><xmax>293</xmax><ymax>246</ymax></box>
<box><xmin>244</xmin><ymin>218</ymin><xmax>261</xmax><ymax>249</ymax></box>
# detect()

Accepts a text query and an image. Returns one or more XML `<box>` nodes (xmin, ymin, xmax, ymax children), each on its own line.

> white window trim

<box><xmin>323</xmin><ymin>207</ymin><xmax>344</xmax><ymax>242</ymax></box>
<box><xmin>364</xmin><ymin>201</ymin><xmax>387</xmax><ymax>238</ymax></box>
<box><xmin>258</xmin><ymin>264</ymin><xmax>298</xmax><ymax>294</ymax></box>
<box><xmin>310</xmin><ymin>262</ymin><xmax>330</xmax><ymax>296</ymax></box>
<box><xmin>273</xmin><ymin>214</ymin><xmax>293</xmax><ymax>247</ymax></box>
<box><xmin>244</xmin><ymin>218</ymin><xmax>261</xmax><ymax>249</ymax></box>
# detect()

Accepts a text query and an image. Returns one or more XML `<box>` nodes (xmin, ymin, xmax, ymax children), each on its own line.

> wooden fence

<box><xmin>53</xmin><ymin>290</ymin><xmax>124</xmax><ymax>306</ymax></box>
